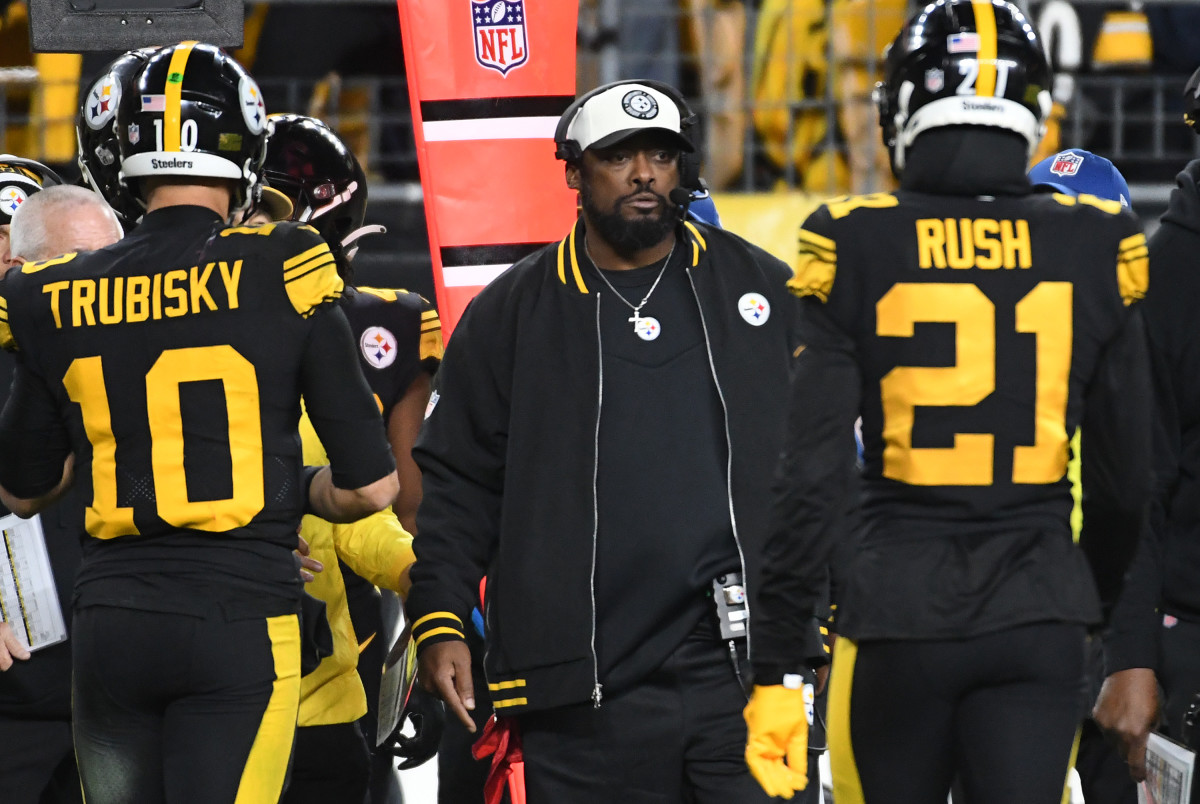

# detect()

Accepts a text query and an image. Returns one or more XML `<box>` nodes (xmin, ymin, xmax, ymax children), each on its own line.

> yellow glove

<box><xmin>744</xmin><ymin>681</ymin><xmax>811</xmax><ymax>800</ymax></box>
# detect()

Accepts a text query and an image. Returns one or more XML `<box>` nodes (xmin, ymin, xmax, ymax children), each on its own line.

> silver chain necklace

<box><xmin>585</xmin><ymin>235</ymin><xmax>676</xmax><ymax>341</ymax></box>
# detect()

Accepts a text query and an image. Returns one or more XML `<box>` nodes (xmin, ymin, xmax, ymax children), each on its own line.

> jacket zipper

<box><xmin>687</xmin><ymin>268</ymin><xmax>752</xmax><ymax>660</ymax></box>
<box><xmin>590</xmin><ymin>291</ymin><xmax>604</xmax><ymax>707</ymax></box>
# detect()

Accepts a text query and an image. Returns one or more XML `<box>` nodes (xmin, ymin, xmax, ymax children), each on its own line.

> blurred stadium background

<box><xmin>2</xmin><ymin>0</ymin><xmax>1197</xmax><ymax>304</ymax></box>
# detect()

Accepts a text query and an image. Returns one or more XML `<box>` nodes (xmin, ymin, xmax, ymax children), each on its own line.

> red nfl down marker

<box><xmin>472</xmin><ymin>0</ymin><xmax>528</xmax><ymax>76</ymax></box>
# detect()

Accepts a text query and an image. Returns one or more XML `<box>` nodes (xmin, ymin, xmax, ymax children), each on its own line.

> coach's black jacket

<box><xmin>406</xmin><ymin>219</ymin><xmax>825</xmax><ymax>714</ymax></box>
<box><xmin>1106</xmin><ymin>159</ymin><xmax>1200</xmax><ymax>673</ymax></box>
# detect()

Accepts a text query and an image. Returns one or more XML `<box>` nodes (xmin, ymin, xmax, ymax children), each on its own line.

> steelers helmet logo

<box><xmin>84</xmin><ymin>73</ymin><xmax>121</xmax><ymax>131</ymax></box>
<box><xmin>0</xmin><ymin>185</ymin><xmax>28</xmax><ymax>216</ymax></box>
<box><xmin>622</xmin><ymin>90</ymin><xmax>659</xmax><ymax>120</ymax></box>
<box><xmin>239</xmin><ymin>74</ymin><xmax>266</xmax><ymax>135</ymax></box>
<box><xmin>360</xmin><ymin>326</ymin><xmax>398</xmax><ymax>369</ymax></box>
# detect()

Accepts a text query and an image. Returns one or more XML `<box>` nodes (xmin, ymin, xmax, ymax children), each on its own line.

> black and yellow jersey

<box><xmin>0</xmin><ymin>206</ymin><xmax>395</xmax><ymax>618</ymax></box>
<box><xmin>340</xmin><ymin>285</ymin><xmax>442</xmax><ymax>416</ymax></box>
<box><xmin>754</xmin><ymin>188</ymin><xmax>1155</xmax><ymax>665</ymax></box>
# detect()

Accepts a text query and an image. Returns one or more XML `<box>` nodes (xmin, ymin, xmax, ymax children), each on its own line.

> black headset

<box><xmin>554</xmin><ymin>79</ymin><xmax>702</xmax><ymax>193</ymax></box>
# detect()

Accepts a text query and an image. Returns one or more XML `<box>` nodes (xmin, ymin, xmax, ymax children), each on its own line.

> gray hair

<box><xmin>10</xmin><ymin>185</ymin><xmax>123</xmax><ymax>262</ymax></box>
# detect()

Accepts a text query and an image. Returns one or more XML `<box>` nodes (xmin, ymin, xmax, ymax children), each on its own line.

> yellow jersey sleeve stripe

<box><xmin>692</xmin><ymin>240</ymin><xmax>700</xmax><ymax>267</ymax></box>
<box><xmin>164</xmin><ymin>41</ymin><xmax>198</xmax><ymax>153</ymax></box>
<box><xmin>421</xmin><ymin>309</ymin><xmax>440</xmax><ymax>320</ymax></box>
<box><xmin>284</xmin><ymin>242</ymin><xmax>332</xmax><ymax>271</ymax></box>
<box><xmin>412</xmin><ymin>611</ymin><xmax>463</xmax><ymax>629</ymax></box>
<box><xmin>492</xmin><ymin>697</ymin><xmax>529</xmax><ymax>709</ymax></box>
<box><xmin>414</xmin><ymin>626</ymin><xmax>465</xmax><ymax>647</ymax></box>
<box><xmin>284</xmin><ymin>254</ymin><xmax>338</xmax><ymax>284</ymax></box>
<box><xmin>972</xmin><ymin>0</ymin><xmax>998</xmax><ymax>97</ymax></box>
<box><xmin>285</xmin><ymin>262</ymin><xmax>343</xmax><ymax>318</ymax></box>
<box><xmin>487</xmin><ymin>679</ymin><xmax>527</xmax><ymax>691</ymax></box>
<box><xmin>798</xmin><ymin>228</ymin><xmax>837</xmax><ymax>254</ymax></box>
<box><xmin>1117</xmin><ymin>232</ymin><xmax>1149</xmax><ymax>306</ymax></box>
<box><xmin>0</xmin><ymin>319</ymin><xmax>12</xmax><ymax>351</ymax></box>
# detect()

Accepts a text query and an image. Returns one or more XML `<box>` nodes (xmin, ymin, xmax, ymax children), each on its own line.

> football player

<box><xmin>0</xmin><ymin>155</ymin><xmax>63</xmax><ymax>271</ymax></box>
<box><xmin>261</xmin><ymin>113</ymin><xmax>443</xmax><ymax>803</ymax></box>
<box><xmin>0</xmin><ymin>42</ymin><xmax>398</xmax><ymax>804</ymax></box>
<box><xmin>0</xmin><ymin>182</ymin><xmax>123</xmax><ymax>804</ymax></box>
<box><xmin>744</xmin><ymin>2</ymin><xmax>1155</xmax><ymax>802</ymax></box>
<box><xmin>75</xmin><ymin>47</ymin><xmax>157</xmax><ymax>231</ymax></box>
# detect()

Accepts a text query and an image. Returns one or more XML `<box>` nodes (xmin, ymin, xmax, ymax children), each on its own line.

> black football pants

<box><xmin>0</xmin><ymin>716</ymin><xmax>81</xmax><ymax>804</ymax></box>
<box><xmin>518</xmin><ymin>622</ymin><xmax>788</xmax><ymax>804</ymax></box>
<box><xmin>829</xmin><ymin>622</ymin><xmax>1087</xmax><ymax>804</ymax></box>
<box><xmin>71</xmin><ymin>605</ymin><xmax>301</xmax><ymax>804</ymax></box>
<box><xmin>280</xmin><ymin>721</ymin><xmax>371</xmax><ymax>804</ymax></box>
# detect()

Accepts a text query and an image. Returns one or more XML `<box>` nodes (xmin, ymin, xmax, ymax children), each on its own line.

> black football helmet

<box><xmin>262</xmin><ymin>114</ymin><xmax>384</xmax><ymax>279</ymax></box>
<box><xmin>117</xmin><ymin>41</ymin><xmax>269</xmax><ymax>214</ymax></box>
<box><xmin>875</xmin><ymin>0</ymin><xmax>1052</xmax><ymax>173</ymax></box>
<box><xmin>77</xmin><ymin>47</ymin><xmax>158</xmax><ymax>227</ymax></box>
<box><xmin>0</xmin><ymin>155</ymin><xmax>64</xmax><ymax>225</ymax></box>
<box><xmin>1184</xmin><ymin>65</ymin><xmax>1200</xmax><ymax>134</ymax></box>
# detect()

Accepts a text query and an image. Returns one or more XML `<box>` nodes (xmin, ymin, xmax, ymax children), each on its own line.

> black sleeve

<box><xmin>405</xmin><ymin>297</ymin><xmax>509</xmax><ymax>651</ymax></box>
<box><xmin>0</xmin><ymin>359</ymin><xmax>72</xmax><ymax>498</ymax></box>
<box><xmin>1079</xmin><ymin>306</ymin><xmax>1155</xmax><ymax>623</ymax></box>
<box><xmin>753</xmin><ymin>295</ymin><xmax>861</xmax><ymax>676</ymax></box>
<box><xmin>300</xmin><ymin>304</ymin><xmax>395</xmax><ymax>490</ymax></box>
<box><xmin>1104</xmin><ymin>308</ymin><xmax>1180</xmax><ymax>672</ymax></box>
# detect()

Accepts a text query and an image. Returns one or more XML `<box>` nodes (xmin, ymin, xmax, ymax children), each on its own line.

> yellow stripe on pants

<box><xmin>828</xmin><ymin>637</ymin><xmax>866</xmax><ymax>803</ymax></box>
<box><xmin>234</xmin><ymin>614</ymin><xmax>301</xmax><ymax>804</ymax></box>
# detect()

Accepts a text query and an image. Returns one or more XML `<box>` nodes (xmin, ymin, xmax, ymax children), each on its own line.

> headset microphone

<box><xmin>669</xmin><ymin>187</ymin><xmax>692</xmax><ymax>210</ymax></box>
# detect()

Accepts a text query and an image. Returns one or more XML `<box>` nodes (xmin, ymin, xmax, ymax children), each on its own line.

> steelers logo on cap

<box><xmin>0</xmin><ymin>185</ymin><xmax>28</xmax><ymax>217</ymax></box>
<box><xmin>622</xmin><ymin>90</ymin><xmax>659</xmax><ymax>120</ymax></box>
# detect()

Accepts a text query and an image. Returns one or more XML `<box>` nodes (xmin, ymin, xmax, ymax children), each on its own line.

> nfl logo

<box><xmin>472</xmin><ymin>0</ymin><xmax>529</xmax><ymax>77</ymax></box>
<box><xmin>1050</xmin><ymin>151</ymin><xmax>1084</xmax><ymax>177</ymax></box>
<box><xmin>925</xmin><ymin>68</ymin><xmax>944</xmax><ymax>93</ymax></box>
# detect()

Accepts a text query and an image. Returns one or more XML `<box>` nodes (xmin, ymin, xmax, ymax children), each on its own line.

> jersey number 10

<box><xmin>63</xmin><ymin>345</ymin><xmax>265</xmax><ymax>539</ymax></box>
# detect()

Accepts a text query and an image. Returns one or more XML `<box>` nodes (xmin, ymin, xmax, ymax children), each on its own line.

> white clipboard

<box><xmin>0</xmin><ymin>513</ymin><xmax>67</xmax><ymax>652</ymax></box>
<box><xmin>1139</xmin><ymin>732</ymin><xmax>1196</xmax><ymax>804</ymax></box>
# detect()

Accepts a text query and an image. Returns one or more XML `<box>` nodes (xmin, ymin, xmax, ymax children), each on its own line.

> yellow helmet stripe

<box><xmin>164</xmin><ymin>41</ymin><xmax>198</xmax><ymax>152</ymax></box>
<box><xmin>972</xmin><ymin>0</ymin><xmax>998</xmax><ymax>97</ymax></box>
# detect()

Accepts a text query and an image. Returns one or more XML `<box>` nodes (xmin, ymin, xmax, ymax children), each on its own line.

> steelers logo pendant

<box><xmin>634</xmin><ymin>316</ymin><xmax>661</xmax><ymax>341</ymax></box>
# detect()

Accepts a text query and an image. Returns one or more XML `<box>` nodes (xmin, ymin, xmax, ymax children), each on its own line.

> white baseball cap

<box><xmin>564</xmin><ymin>83</ymin><xmax>694</xmax><ymax>154</ymax></box>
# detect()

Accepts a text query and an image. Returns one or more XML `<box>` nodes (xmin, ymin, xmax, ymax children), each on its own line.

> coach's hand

<box><xmin>0</xmin><ymin>621</ymin><xmax>30</xmax><ymax>671</ymax></box>
<box><xmin>745</xmin><ymin>683</ymin><xmax>810</xmax><ymax>799</ymax></box>
<box><xmin>419</xmin><ymin>640</ymin><xmax>476</xmax><ymax>733</ymax></box>
<box><xmin>1093</xmin><ymin>667</ymin><xmax>1160</xmax><ymax>782</ymax></box>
